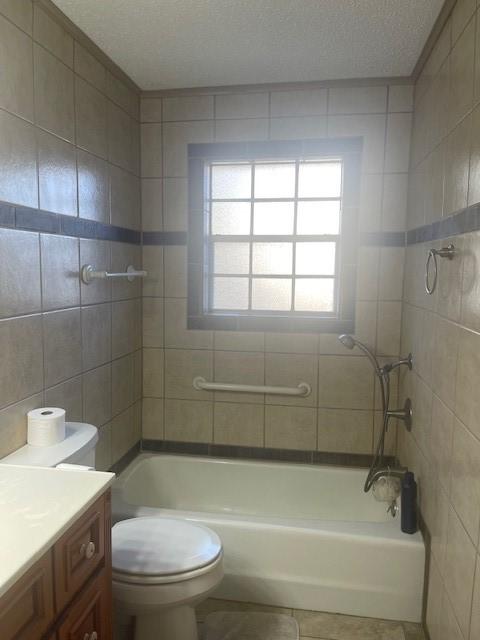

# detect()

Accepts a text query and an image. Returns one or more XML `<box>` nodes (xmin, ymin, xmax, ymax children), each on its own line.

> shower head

<box><xmin>337</xmin><ymin>334</ymin><xmax>382</xmax><ymax>376</ymax></box>
<box><xmin>338</xmin><ymin>334</ymin><xmax>356</xmax><ymax>349</ymax></box>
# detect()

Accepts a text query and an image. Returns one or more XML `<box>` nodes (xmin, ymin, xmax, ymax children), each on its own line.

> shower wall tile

<box><xmin>0</xmin><ymin>1</ymin><xmax>141</xmax><ymax>468</ymax></box>
<box><xmin>0</xmin><ymin>315</ymin><xmax>43</xmax><ymax>407</ymax></box>
<box><xmin>164</xmin><ymin>398</ymin><xmax>213</xmax><ymax>443</ymax></box>
<box><xmin>142</xmin><ymin>397</ymin><xmax>164</xmax><ymax>439</ymax></box>
<box><xmin>328</xmin><ymin>86</ymin><xmax>387</xmax><ymax>114</ymax></box>
<box><xmin>74</xmin><ymin>41</ymin><xmax>105</xmax><ymax>91</ymax></box>
<box><xmin>269</xmin><ymin>115</ymin><xmax>327</xmax><ymax>140</ymax></box>
<box><xmin>215</xmin><ymin>117</ymin><xmax>268</xmax><ymax>142</ymax></box>
<box><xmin>0</xmin><ymin>394</ymin><xmax>43</xmax><ymax>460</ymax></box>
<box><xmin>45</xmin><ymin>376</ymin><xmax>83</xmax><ymax>422</ymax></box>
<box><xmin>401</xmin><ymin>4</ymin><xmax>480</xmax><ymax>638</ymax></box>
<box><xmin>77</xmin><ymin>150</ymin><xmax>110</xmax><ymax>223</ymax></box>
<box><xmin>33</xmin><ymin>4</ymin><xmax>73</xmax><ymax>67</ymax></box>
<box><xmin>38</xmin><ymin>130</ymin><xmax>77</xmax><ymax>216</ymax></box>
<box><xmin>0</xmin><ymin>0</ymin><xmax>33</xmax><ymax>34</ymax></box>
<box><xmin>0</xmin><ymin>229</ymin><xmax>41</xmax><ymax>318</ymax></box>
<box><xmin>75</xmin><ymin>76</ymin><xmax>108</xmax><ymax>159</ymax></box>
<box><xmin>141</xmin><ymin>178</ymin><xmax>163</xmax><ymax>231</ymax></box>
<box><xmin>112</xmin><ymin>353</ymin><xmax>134</xmax><ymax>416</ymax></box>
<box><xmin>0</xmin><ymin>14</ymin><xmax>34</xmax><ymax>121</ymax></box>
<box><xmin>163</xmin><ymin>95</ymin><xmax>213</xmax><ymax>122</ymax></box>
<box><xmin>141</xmin><ymin>82</ymin><xmax>411</xmax><ymax>461</ymax></box>
<box><xmin>215</xmin><ymin>92</ymin><xmax>268</xmax><ymax>119</ymax></box>
<box><xmin>43</xmin><ymin>308</ymin><xmax>82</xmax><ymax>387</ymax></box>
<box><xmin>265</xmin><ymin>406</ymin><xmax>317</xmax><ymax>450</ymax></box>
<box><xmin>83</xmin><ymin>363</ymin><xmax>111</xmax><ymax>427</ymax></box>
<box><xmin>0</xmin><ymin>109</ymin><xmax>38</xmax><ymax>208</ymax></box>
<box><xmin>269</xmin><ymin>89</ymin><xmax>327</xmax><ymax>117</ymax></box>
<box><xmin>213</xmin><ymin>402</ymin><xmax>264</xmax><ymax>447</ymax></box>
<box><xmin>40</xmin><ymin>234</ymin><xmax>80</xmax><ymax>311</ymax></box>
<box><xmin>82</xmin><ymin>303</ymin><xmax>112</xmax><ymax>370</ymax></box>
<box><xmin>34</xmin><ymin>44</ymin><xmax>75</xmax><ymax>142</ymax></box>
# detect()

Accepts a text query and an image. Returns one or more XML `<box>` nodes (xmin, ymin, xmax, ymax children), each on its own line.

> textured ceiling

<box><xmin>52</xmin><ymin>0</ymin><xmax>444</xmax><ymax>90</ymax></box>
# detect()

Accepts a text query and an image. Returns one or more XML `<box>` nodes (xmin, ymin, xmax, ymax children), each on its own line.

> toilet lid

<box><xmin>112</xmin><ymin>517</ymin><xmax>222</xmax><ymax>576</ymax></box>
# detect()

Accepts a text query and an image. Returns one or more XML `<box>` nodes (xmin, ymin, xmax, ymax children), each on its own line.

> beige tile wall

<box><xmin>140</xmin><ymin>82</ymin><xmax>413</xmax><ymax>454</ymax></box>
<box><xmin>399</xmin><ymin>2</ymin><xmax>480</xmax><ymax>638</ymax></box>
<box><xmin>0</xmin><ymin>0</ymin><xmax>142</xmax><ymax>469</ymax></box>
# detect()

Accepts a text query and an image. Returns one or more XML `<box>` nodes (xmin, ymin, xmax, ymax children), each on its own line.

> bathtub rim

<box><xmin>112</xmin><ymin>452</ymin><xmax>424</xmax><ymax>548</ymax></box>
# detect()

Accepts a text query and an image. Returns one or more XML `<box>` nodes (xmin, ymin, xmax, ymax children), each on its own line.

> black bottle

<box><xmin>401</xmin><ymin>471</ymin><xmax>417</xmax><ymax>534</ymax></box>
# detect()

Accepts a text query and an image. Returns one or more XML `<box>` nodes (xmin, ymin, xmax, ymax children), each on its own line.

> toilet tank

<box><xmin>0</xmin><ymin>422</ymin><xmax>98</xmax><ymax>468</ymax></box>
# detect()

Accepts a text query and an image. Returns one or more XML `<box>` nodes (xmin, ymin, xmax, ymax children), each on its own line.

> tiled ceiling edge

<box><xmin>140</xmin><ymin>75</ymin><xmax>413</xmax><ymax>98</ymax></box>
<box><xmin>34</xmin><ymin>0</ymin><xmax>141</xmax><ymax>94</ymax></box>
<box><xmin>411</xmin><ymin>0</ymin><xmax>456</xmax><ymax>82</ymax></box>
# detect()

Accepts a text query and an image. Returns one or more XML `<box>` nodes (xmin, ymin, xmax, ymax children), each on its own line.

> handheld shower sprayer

<box><xmin>337</xmin><ymin>334</ymin><xmax>413</xmax><ymax>493</ymax></box>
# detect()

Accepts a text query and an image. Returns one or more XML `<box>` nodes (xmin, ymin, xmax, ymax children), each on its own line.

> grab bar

<box><xmin>81</xmin><ymin>264</ymin><xmax>147</xmax><ymax>284</ymax></box>
<box><xmin>193</xmin><ymin>377</ymin><xmax>312</xmax><ymax>397</ymax></box>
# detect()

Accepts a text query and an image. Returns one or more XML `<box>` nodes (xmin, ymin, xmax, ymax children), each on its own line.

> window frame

<box><xmin>187</xmin><ymin>138</ymin><xmax>363</xmax><ymax>333</ymax></box>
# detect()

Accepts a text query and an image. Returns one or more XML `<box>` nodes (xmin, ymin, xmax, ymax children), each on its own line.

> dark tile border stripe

<box><xmin>407</xmin><ymin>204</ymin><xmax>480</xmax><ymax>245</ymax></box>
<box><xmin>142</xmin><ymin>230</ymin><xmax>405</xmax><ymax>248</ymax></box>
<box><xmin>141</xmin><ymin>439</ymin><xmax>396</xmax><ymax>469</ymax></box>
<box><xmin>142</xmin><ymin>231</ymin><xmax>188</xmax><ymax>245</ymax></box>
<box><xmin>109</xmin><ymin>441</ymin><xmax>142</xmax><ymax>475</ymax></box>
<box><xmin>0</xmin><ymin>200</ymin><xmax>141</xmax><ymax>244</ymax></box>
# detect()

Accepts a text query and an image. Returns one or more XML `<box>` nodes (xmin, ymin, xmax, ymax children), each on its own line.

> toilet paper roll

<box><xmin>27</xmin><ymin>407</ymin><xmax>66</xmax><ymax>447</ymax></box>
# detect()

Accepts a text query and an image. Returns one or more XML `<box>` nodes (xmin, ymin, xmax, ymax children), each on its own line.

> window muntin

<box><xmin>207</xmin><ymin>159</ymin><xmax>343</xmax><ymax>316</ymax></box>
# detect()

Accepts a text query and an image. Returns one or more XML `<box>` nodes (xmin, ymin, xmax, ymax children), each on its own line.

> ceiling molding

<box><xmin>141</xmin><ymin>75</ymin><xmax>413</xmax><ymax>99</ymax></box>
<box><xmin>35</xmin><ymin>0</ymin><xmax>140</xmax><ymax>94</ymax></box>
<box><xmin>411</xmin><ymin>0</ymin><xmax>456</xmax><ymax>82</ymax></box>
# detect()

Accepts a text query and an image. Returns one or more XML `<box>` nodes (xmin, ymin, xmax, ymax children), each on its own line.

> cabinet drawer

<box><xmin>58</xmin><ymin>568</ymin><xmax>111</xmax><ymax>640</ymax></box>
<box><xmin>0</xmin><ymin>551</ymin><xmax>54</xmax><ymax>640</ymax></box>
<box><xmin>54</xmin><ymin>496</ymin><xmax>106</xmax><ymax>612</ymax></box>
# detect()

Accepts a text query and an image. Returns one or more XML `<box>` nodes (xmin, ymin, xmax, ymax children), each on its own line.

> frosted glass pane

<box><xmin>296</xmin><ymin>242</ymin><xmax>336</xmax><ymax>275</ymax></box>
<box><xmin>252</xmin><ymin>242</ymin><xmax>292</xmax><ymax>275</ymax></box>
<box><xmin>295</xmin><ymin>279</ymin><xmax>334</xmax><ymax>312</ymax></box>
<box><xmin>298</xmin><ymin>162</ymin><xmax>342</xmax><ymax>198</ymax></box>
<box><xmin>214</xmin><ymin>242</ymin><xmax>250</xmax><ymax>274</ymax></box>
<box><xmin>254</xmin><ymin>163</ymin><xmax>296</xmax><ymax>198</ymax></box>
<box><xmin>211</xmin><ymin>201</ymin><xmax>251</xmax><ymax>234</ymax></box>
<box><xmin>252</xmin><ymin>278</ymin><xmax>291</xmax><ymax>310</ymax></box>
<box><xmin>211</xmin><ymin>164</ymin><xmax>251</xmax><ymax>199</ymax></box>
<box><xmin>253</xmin><ymin>202</ymin><xmax>294</xmax><ymax>235</ymax></box>
<box><xmin>213</xmin><ymin>277</ymin><xmax>249</xmax><ymax>310</ymax></box>
<box><xmin>297</xmin><ymin>201</ymin><xmax>340</xmax><ymax>235</ymax></box>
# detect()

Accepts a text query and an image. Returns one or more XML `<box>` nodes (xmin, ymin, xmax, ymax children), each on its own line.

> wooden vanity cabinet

<box><xmin>0</xmin><ymin>490</ymin><xmax>112</xmax><ymax>640</ymax></box>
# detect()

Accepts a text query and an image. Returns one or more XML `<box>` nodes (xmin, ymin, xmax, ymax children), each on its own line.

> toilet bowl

<box><xmin>112</xmin><ymin>516</ymin><xmax>223</xmax><ymax>640</ymax></box>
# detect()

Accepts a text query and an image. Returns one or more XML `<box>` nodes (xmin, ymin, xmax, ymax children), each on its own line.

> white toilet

<box><xmin>0</xmin><ymin>420</ymin><xmax>224</xmax><ymax>640</ymax></box>
<box><xmin>112</xmin><ymin>516</ymin><xmax>223</xmax><ymax>640</ymax></box>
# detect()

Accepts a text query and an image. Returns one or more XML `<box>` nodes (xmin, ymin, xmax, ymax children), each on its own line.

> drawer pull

<box><xmin>91</xmin><ymin>633</ymin><xmax>98</xmax><ymax>640</ymax></box>
<box><xmin>80</xmin><ymin>541</ymin><xmax>96</xmax><ymax>559</ymax></box>
<box><xmin>83</xmin><ymin>634</ymin><xmax>90</xmax><ymax>640</ymax></box>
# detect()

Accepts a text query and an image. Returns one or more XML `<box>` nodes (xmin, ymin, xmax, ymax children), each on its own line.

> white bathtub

<box><xmin>112</xmin><ymin>453</ymin><xmax>425</xmax><ymax>622</ymax></box>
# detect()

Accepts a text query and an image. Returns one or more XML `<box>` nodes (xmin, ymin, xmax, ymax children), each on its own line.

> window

<box><xmin>188</xmin><ymin>139</ymin><xmax>362</xmax><ymax>333</ymax></box>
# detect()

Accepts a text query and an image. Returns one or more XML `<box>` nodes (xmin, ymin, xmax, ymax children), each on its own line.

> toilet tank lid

<box><xmin>0</xmin><ymin>422</ymin><xmax>98</xmax><ymax>467</ymax></box>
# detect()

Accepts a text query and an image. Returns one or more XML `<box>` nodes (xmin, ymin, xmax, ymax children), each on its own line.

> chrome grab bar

<box><xmin>193</xmin><ymin>377</ymin><xmax>311</xmax><ymax>397</ymax></box>
<box><xmin>81</xmin><ymin>264</ymin><xmax>147</xmax><ymax>284</ymax></box>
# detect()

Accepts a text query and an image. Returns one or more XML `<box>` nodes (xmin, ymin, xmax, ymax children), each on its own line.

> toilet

<box><xmin>112</xmin><ymin>516</ymin><xmax>223</xmax><ymax>640</ymax></box>
<box><xmin>0</xmin><ymin>420</ymin><xmax>224</xmax><ymax>640</ymax></box>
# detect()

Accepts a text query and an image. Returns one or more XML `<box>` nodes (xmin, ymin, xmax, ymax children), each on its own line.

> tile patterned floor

<box><xmin>196</xmin><ymin>598</ymin><xmax>426</xmax><ymax>640</ymax></box>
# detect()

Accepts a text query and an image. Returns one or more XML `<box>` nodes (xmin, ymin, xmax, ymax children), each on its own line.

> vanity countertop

<box><xmin>0</xmin><ymin>464</ymin><xmax>115</xmax><ymax>598</ymax></box>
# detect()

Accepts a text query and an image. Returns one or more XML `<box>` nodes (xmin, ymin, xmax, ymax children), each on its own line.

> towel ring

<box><xmin>425</xmin><ymin>244</ymin><xmax>455</xmax><ymax>294</ymax></box>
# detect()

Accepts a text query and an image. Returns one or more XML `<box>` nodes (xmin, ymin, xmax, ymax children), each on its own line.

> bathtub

<box><xmin>112</xmin><ymin>453</ymin><xmax>425</xmax><ymax>623</ymax></box>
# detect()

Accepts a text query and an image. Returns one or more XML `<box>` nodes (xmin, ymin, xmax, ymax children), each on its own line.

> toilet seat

<box><xmin>112</xmin><ymin>517</ymin><xmax>222</xmax><ymax>584</ymax></box>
